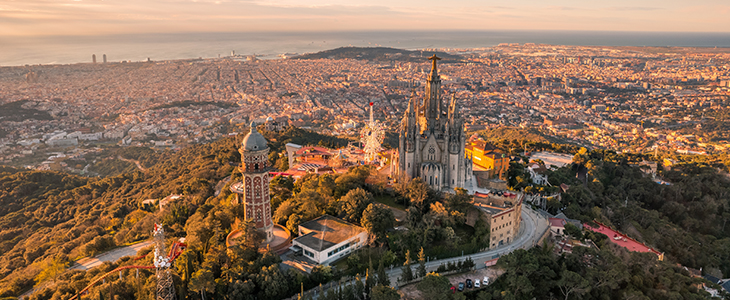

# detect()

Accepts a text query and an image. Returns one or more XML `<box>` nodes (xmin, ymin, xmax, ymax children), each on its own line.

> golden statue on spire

<box><xmin>428</xmin><ymin>54</ymin><xmax>441</xmax><ymax>71</ymax></box>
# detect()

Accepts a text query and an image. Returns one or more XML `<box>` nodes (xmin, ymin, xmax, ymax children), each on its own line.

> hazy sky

<box><xmin>1</xmin><ymin>0</ymin><xmax>729</xmax><ymax>36</ymax></box>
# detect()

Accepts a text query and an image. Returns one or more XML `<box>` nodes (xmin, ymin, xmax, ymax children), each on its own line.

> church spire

<box><xmin>424</xmin><ymin>55</ymin><xmax>442</xmax><ymax>121</ymax></box>
<box><xmin>408</xmin><ymin>89</ymin><xmax>416</xmax><ymax>112</ymax></box>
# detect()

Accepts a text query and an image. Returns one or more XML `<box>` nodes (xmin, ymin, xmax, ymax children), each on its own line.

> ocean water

<box><xmin>1</xmin><ymin>30</ymin><xmax>729</xmax><ymax>67</ymax></box>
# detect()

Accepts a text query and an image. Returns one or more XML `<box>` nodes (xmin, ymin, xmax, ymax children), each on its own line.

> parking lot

<box><xmin>399</xmin><ymin>267</ymin><xmax>504</xmax><ymax>299</ymax></box>
<box><xmin>444</xmin><ymin>267</ymin><xmax>503</xmax><ymax>290</ymax></box>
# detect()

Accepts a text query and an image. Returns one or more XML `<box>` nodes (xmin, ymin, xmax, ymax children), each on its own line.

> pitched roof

<box><xmin>549</xmin><ymin>218</ymin><xmax>567</xmax><ymax>227</ymax></box>
<box><xmin>704</xmin><ymin>275</ymin><xmax>721</xmax><ymax>284</ymax></box>
<box><xmin>721</xmin><ymin>280</ymin><xmax>730</xmax><ymax>292</ymax></box>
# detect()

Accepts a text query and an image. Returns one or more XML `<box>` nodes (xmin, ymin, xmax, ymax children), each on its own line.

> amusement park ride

<box><xmin>68</xmin><ymin>224</ymin><xmax>186</xmax><ymax>300</ymax></box>
<box><xmin>360</xmin><ymin>101</ymin><xmax>385</xmax><ymax>163</ymax></box>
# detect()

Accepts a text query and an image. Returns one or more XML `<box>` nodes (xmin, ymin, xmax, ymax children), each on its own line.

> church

<box><xmin>393</xmin><ymin>55</ymin><xmax>472</xmax><ymax>190</ymax></box>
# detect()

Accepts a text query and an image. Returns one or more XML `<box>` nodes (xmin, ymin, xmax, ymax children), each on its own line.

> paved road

<box><xmin>19</xmin><ymin>240</ymin><xmax>153</xmax><ymax>299</ymax></box>
<box><xmin>70</xmin><ymin>240</ymin><xmax>153</xmax><ymax>271</ymax></box>
<box><xmin>297</xmin><ymin>206</ymin><xmax>549</xmax><ymax>299</ymax></box>
<box><xmin>383</xmin><ymin>206</ymin><xmax>547</xmax><ymax>287</ymax></box>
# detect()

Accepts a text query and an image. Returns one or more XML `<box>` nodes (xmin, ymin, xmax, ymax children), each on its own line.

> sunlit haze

<box><xmin>1</xmin><ymin>0</ymin><xmax>729</xmax><ymax>36</ymax></box>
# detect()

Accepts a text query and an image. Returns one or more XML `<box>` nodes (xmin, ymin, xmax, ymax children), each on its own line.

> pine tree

<box><xmin>463</xmin><ymin>257</ymin><xmax>475</xmax><ymax>271</ymax></box>
<box><xmin>401</xmin><ymin>250</ymin><xmax>414</xmax><ymax>282</ymax></box>
<box><xmin>377</xmin><ymin>259</ymin><xmax>390</xmax><ymax>286</ymax></box>
<box><xmin>354</xmin><ymin>274</ymin><xmax>365</xmax><ymax>300</ymax></box>
<box><xmin>365</xmin><ymin>268</ymin><xmax>375</xmax><ymax>300</ymax></box>
<box><xmin>417</xmin><ymin>247</ymin><xmax>427</xmax><ymax>278</ymax></box>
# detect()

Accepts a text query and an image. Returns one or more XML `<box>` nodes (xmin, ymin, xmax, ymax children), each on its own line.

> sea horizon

<box><xmin>2</xmin><ymin>30</ymin><xmax>730</xmax><ymax>67</ymax></box>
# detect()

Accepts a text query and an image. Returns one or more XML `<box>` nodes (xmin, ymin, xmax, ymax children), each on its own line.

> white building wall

<box><xmin>293</xmin><ymin>231</ymin><xmax>368</xmax><ymax>265</ymax></box>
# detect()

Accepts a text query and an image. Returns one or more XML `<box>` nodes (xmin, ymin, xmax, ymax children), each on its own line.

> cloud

<box><xmin>607</xmin><ymin>6</ymin><xmax>661</xmax><ymax>11</ymax></box>
<box><xmin>0</xmin><ymin>0</ymin><xmax>726</xmax><ymax>36</ymax></box>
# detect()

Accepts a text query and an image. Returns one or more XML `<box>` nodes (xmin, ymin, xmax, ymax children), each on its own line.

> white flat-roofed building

<box><xmin>291</xmin><ymin>215</ymin><xmax>367</xmax><ymax>265</ymax></box>
<box><xmin>46</xmin><ymin>137</ymin><xmax>78</xmax><ymax>147</ymax></box>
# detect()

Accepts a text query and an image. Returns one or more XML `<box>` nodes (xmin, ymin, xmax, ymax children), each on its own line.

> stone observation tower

<box><xmin>230</xmin><ymin>122</ymin><xmax>274</xmax><ymax>242</ymax></box>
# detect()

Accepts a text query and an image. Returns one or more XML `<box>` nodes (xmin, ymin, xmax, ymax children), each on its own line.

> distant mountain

<box><xmin>294</xmin><ymin>46</ymin><xmax>463</xmax><ymax>63</ymax></box>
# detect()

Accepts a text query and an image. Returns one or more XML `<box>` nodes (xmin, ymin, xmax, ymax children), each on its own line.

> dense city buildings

<box><xmin>393</xmin><ymin>55</ymin><xmax>472</xmax><ymax>190</ymax></box>
<box><xmin>1</xmin><ymin>45</ymin><xmax>729</xmax><ymax>172</ymax></box>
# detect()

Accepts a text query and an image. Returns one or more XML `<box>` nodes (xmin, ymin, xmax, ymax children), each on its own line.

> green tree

<box><xmin>401</xmin><ymin>250</ymin><xmax>414</xmax><ymax>282</ymax></box>
<box><xmin>370</xmin><ymin>285</ymin><xmax>400</xmax><ymax>300</ymax></box>
<box><xmin>377</xmin><ymin>259</ymin><xmax>390</xmax><ymax>287</ymax></box>
<box><xmin>190</xmin><ymin>268</ymin><xmax>215</xmax><ymax>300</ymax></box>
<box><xmin>417</xmin><ymin>247</ymin><xmax>427</xmax><ymax>278</ymax></box>
<box><xmin>446</xmin><ymin>187</ymin><xmax>472</xmax><ymax>214</ymax></box>
<box><xmin>361</xmin><ymin>203</ymin><xmax>395</xmax><ymax>244</ymax></box>
<box><xmin>339</xmin><ymin>188</ymin><xmax>374</xmax><ymax>224</ymax></box>
<box><xmin>233</xmin><ymin>218</ymin><xmax>263</xmax><ymax>249</ymax></box>
<box><xmin>270</xmin><ymin>175</ymin><xmax>295</xmax><ymax>211</ymax></box>
<box><xmin>563</xmin><ymin>223</ymin><xmax>583</xmax><ymax>240</ymax></box>
<box><xmin>34</xmin><ymin>256</ymin><xmax>67</xmax><ymax>284</ymax></box>
<box><xmin>557</xmin><ymin>270</ymin><xmax>590</xmax><ymax>300</ymax></box>
<box><xmin>416</xmin><ymin>273</ymin><xmax>451</xmax><ymax>300</ymax></box>
<box><xmin>255</xmin><ymin>265</ymin><xmax>291</xmax><ymax>300</ymax></box>
<box><xmin>354</xmin><ymin>274</ymin><xmax>365</xmax><ymax>300</ymax></box>
<box><xmin>365</xmin><ymin>268</ymin><xmax>376</xmax><ymax>300</ymax></box>
<box><xmin>407</xmin><ymin>178</ymin><xmax>432</xmax><ymax>211</ymax></box>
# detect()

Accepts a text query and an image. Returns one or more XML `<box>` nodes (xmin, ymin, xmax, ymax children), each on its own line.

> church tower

<box><xmin>230</xmin><ymin>122</ymin><xmax>274</xmax><ymax>242</ymax></box>
<box><xmin>394</xmin><ymin>55</ymin><xmax>472</xmax><ymax>190</ymax></box>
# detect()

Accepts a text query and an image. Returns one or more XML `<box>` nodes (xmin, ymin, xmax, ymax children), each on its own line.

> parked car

<box><xmin>474</xmin><ymin>279</ymin><xmax>481</xmax><ymax>288</ymax></box>
<box><xmin>458</xmin><ymin>282</ymin><xmax>465</xmax><ymax>291</ymax></box>
<box><xmin>466</xmin><ymin>279</ymin><xmax>473</xmax><ymax>288</ymax></box>
<box><xmin>450</xmin><ymin>286</ymin><xmax>456</xmax><ymax>294</ymax></box>
<box><xmin>483</xmin><ymin>276</ymin><xmax>490</xmax><ymax>286</ymax></box>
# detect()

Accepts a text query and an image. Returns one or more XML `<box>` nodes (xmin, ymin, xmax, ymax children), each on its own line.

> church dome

<box><xmin>242</xmin><ymin>122</ymin><xmax>268</xmax><ymax>151</ymax></box>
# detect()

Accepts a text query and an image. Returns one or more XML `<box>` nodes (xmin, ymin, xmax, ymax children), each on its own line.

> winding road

<box><xmin>297</xmin><ymin>206</ymin><xmax>549</xmax><ymax>299</ymax></box>
<box><xmin>18</xmin><ymin>240</ymin><xmax>153</xmax><ymax>299</ymax></box>
<box><xmin>383</xmin><ymin>206</ymin><xmax>548</xmax><ymax>287</ymax></box>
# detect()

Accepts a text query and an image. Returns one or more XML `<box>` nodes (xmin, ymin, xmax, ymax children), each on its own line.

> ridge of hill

<box><xmin>294</xmin><ymin>46</ymin><xmax>463</xmax><ymax>63</ymax></box>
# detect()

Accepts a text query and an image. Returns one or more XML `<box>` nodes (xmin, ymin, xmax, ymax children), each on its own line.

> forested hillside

<box><xmin>0</xmin><ymin>138</ymin><xmax>238</xmax><ymax>296</ymax></box>
<box><xmin>517</xmin><ymin>148</ymin><xmax>730</xmax><ymax>278</ymax></box>
<box><xmin>0</xmin><ymin>126</ymin><xmax>355</xmax><ymax>298</ymax></box>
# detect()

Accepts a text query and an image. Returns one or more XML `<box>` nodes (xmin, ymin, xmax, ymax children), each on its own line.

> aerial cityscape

<box><xmin>1</xmin><ymin>1</ymin><xmax>730</xmax><ymax>300</ymax></box>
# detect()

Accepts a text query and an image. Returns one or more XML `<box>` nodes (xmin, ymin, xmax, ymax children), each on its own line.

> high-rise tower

<box><xmin>230</xmin><ymin>122</ymin><xmax>274</xmax><ymax>241</ymax></box>
<box><xmin>393</xmin><ymin>55</ymin><xmax>472</xmax><ymax>190</ymax></box>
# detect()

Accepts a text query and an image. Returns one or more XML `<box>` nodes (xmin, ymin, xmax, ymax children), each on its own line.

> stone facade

<box><xmin>230</xmin><ymin>124</ymin><xmax>274</xmax><ymax>242</ymax></box>
<box><xmin>394</xmin><ymin>55</ymin><xmax>472</xmax><ymax>190</ymax></box>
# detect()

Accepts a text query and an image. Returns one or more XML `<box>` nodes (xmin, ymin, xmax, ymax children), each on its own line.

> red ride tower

<box><xmin>231</xmin><ymin>122</ymin><xmax>273</xmax><ymax>242</ymax></box>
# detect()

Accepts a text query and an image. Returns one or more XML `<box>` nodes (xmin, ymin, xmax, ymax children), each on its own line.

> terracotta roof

<box><xmin>549</xmin><ymin>218</ymin><xmax>566</xmax><ymax>227</ymax></box>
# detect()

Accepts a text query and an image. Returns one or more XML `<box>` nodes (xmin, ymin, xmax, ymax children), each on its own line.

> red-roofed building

<box><xmin>549</xmin><ymin>217</ymin><xmax>567</xmax><ymax>236</ymax></box>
